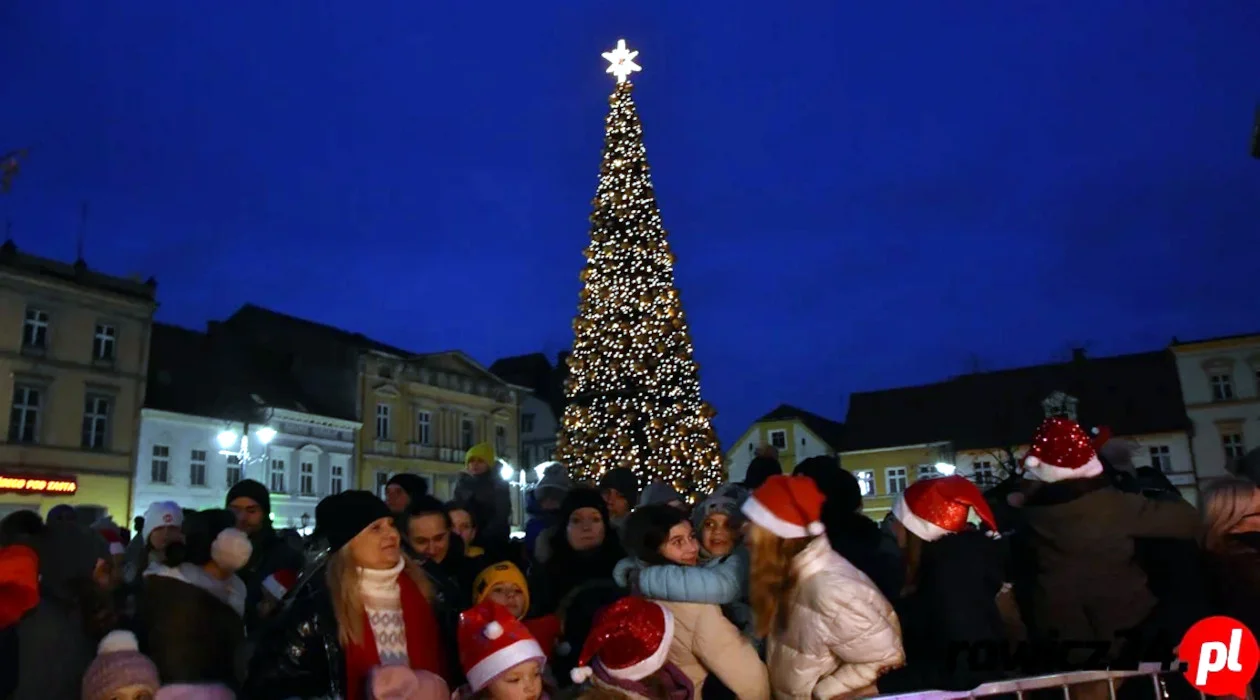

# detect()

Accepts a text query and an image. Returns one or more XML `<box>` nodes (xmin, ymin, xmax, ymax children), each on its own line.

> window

<box><xmin>916</xmin><ymin>464</ymin><xmax>938</xmax><ymax>480</ymax></box>
<box><xmin>1223</xmin><ymin>433</ymin><xmax>1246</xmax><ymax>461</ymax></box>
<box><xmin>375</xmin><ymin>403</ymin><xmax>391</xmax><ymax>440</ymax></box>
<box><xmin>461</xmin><ymin>418</ymin><xmax>475</xmax><ymax>450</ymax></box>
<box><xmin>521</xmin><ymin>413</ymin><xmax>535</xmax><ymax>433</ymax></box>
<box><xmin>21</xmin><ymin>308</ymin><xmax>49</xmax><ymax>349</ymax></box>
<box><xmin>151</xmin><ymin>445</ymin><xmax>170</xmax><ymax>483</ymax></box>
<box><xmin>1210</xmin><ymin>373</ymin><xmax>1235</xmax><ymax>401</ymax></box>
<box><xmin>769</xmin><ymin>430</ymin><xmax>787</xmax><ymax>450</ymax></box>
<box><xmin>81</xmin><ymin>395</ymin><xmax>111</xmax><ymax>449</ymax></box>
<box><xmin>93</xmin><ymin>324</ymin><xmax>116</xmax><ymax>361</ymax></box>
<box><xmin>416</xmin><ymin>410</ymin><xmax>432</xmax><ymax>445</ymax></box>
<box><xmin>190</xmin><ymin>449</ymin><xmax>207</xmax><ymax>486</ymax></box>
<box><xmin>1144</xmin><ymin>445</ymin><xmax>1172</xmax><ymax>473</ymax></box>
<box><xmin>748</xmin><ymin>443</ymin><xmax>755</xmax><ymax>454</ymax></box>
<box><xmin>854</xmin><ymin>470</ymin><xmax>875</xmax><ymax>497</ymax></box>
<box><xmin>886</xmin><ymin>467</ymin><xmax>908</xmax><ymax>495</ymax></box>
<box><xmin>495</xmin><ymin>425</ymin><xmax>507</xmax><ymax>454</ymax></box>
<box><xmin>300</xmin><ymin>461</ymin><xmax>314</xmax><ymax>496</ymax></box>
<box><xmin>378</xmin><ymin>365</ymin><xmax>393</xmax><ymax>379</ymax></box>
<box><xmin>375</xmin><ymin>472</ymin><xmax>389</xmax><ymax>498</ymax></box>
<box><xmin>225</xmin><ymin>455</ymin><xmax>242</xmax><ymax>488</ymax></box>
<box><xmin>269</xmin><ymin>459</ymin><xmax>286</xmax><ymax>493</ymax></box>
<box><xmin>330</xmin><ymin>463</ymin><xmax>344</xmax><ymax>495</ymax></box>
<box><xmin>973</xmin><ymin>461</ymin><xmax>995</xmax><ymax>486</ymax></box>
<box><xmin>7</xmin><ymin>385</ymin><xmax>41</xmax><ymax>444</ymax></box>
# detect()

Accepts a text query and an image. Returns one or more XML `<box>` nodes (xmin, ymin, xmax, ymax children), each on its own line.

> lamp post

<box><xmin>217</xmin><ymin>423</ymin><xmax>277</xmax><ymax>480</ymax></box>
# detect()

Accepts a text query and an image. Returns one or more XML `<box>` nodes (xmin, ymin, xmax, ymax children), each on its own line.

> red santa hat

<box><xmin>1023</xmin><ymin>417</ymin><xmax>1107</xmax><ymax>483</ymax></box>
<box><xmin>458</xmin><ymin>601</ymin><xmax>545</xmax><ymax>692</ymax></box>
<box><xmin>892</xmin><ymin>475</ymin><xmax>1000</xmax><ymax>542</ymax></box>
<box><xmin>95</xmin><ymin>526</ymin><xmax>126</xmax><ymax>557</ymax></box>
<box><xmin>262</xmin><ymin>569</ymin><xmax>298</xmax><ymax>600</ymax></box>
<box><xmin>570</xmin><ymin>596</ymin><xmax>674</xmax><ymax>684</ymax></box>
<box><xmin>739</xmin><ymin>474</ymin><xmax>825</xmax><ymax>539</ymax></box>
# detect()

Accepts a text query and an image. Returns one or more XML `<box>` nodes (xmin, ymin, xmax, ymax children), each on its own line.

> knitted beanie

<box><xmin>154</xmin><ymin>683</ymin><xmax>237</xmax><ymax>700</ymax></box>
<box><xmin>81</xmin><ymin>630</ymin><xmax>160</xmax><ymax>700</ymax></box>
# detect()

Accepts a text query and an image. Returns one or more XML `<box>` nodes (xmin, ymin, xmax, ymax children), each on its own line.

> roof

<box><xmin>0</xmin><ymin>240</ymin><xmax>156</xmax><ymax>302</ymax></box>
<box><xmin>844</xmin><ymin>349</ymin><xmax>1189</xmax><ymax>452</ymax></box>
<box><xmin>145</xmin><ymin>322</ymin><xmax>347</xmax><ymax>421</ymax></box>
<box><xmin>224</xmin><ymin>303</ymin><xmax>414</xmax><ymax>357</ymax></box>
<box><xmin>1170</xmin><ymin>331</ymin><xmax>1260</xmax><ymax>349</ymax></box>
<box><xmin>490</xmin><ymin>352</ymin><xmax>567</xmax><ymax>417</ymax></box>
<box><xmin>755</xmin><ymin>403</ymin><xmax>846</xmax><ymax>450</ymax></box>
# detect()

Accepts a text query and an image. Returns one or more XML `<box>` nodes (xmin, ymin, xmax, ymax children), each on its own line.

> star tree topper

<box><xmin>602</xmin><ymin>39</ymin><xmax>641</xmax><ymax>83</ymax></box>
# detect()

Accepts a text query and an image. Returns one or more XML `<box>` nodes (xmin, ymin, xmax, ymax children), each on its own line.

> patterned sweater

<box><xmin>360</xmin><ymin>559</ymin><xmax>409</xmax><ymax>666</ymax></box>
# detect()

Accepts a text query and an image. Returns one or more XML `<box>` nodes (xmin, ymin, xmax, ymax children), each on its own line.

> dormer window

<box><xmin>1042</xmin><ymin>391</ymin><xmax>1079</xmax><ymax>420</ymax></box>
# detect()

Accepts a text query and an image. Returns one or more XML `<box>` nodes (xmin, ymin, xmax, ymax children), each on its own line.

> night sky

<box><xmin>3</xmin><ymin>2</ymin><xmax>1258</xmax><ymax>443</ymax></box>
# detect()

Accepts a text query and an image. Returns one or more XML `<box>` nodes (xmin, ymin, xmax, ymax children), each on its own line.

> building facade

<box><xmin>1171</xmin><ymin>333</ymin><xmax>1260</xmax><ymax>489</ymax></box>
<box><xmin>360</xmin><ymin>350</ymin><xmax>520</xmax><ymax>501</ymax></box>
<box><xmin>725</xmin><ymin>404</ymin><xmax>845</xmax><ymax>483</ymax></box>
<box><xmin>0</xmin><ymin>243</ymin><xmax>157</xmax><ymax>522</ymax></box>
<box><xmin>838</xmin><ymin>443</ymin><xmax>954</xmax><ymax>519</ymax></box>
<box><xmin>132</xmin><ymin>407</ymin><xmax>357</xmax><ymax>530</ymax></box>
<box><xmin>488</xmin><ymin>353</ymin><xmax>563</xmax><ymax>474</ymax></box>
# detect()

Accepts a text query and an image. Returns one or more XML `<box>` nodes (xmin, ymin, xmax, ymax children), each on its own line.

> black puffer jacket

<box><xmin>238</xmin><ymin>526</ymin><xmax>306</xmax><ymax>632</ymax></box>
<box><xmin>243</xmin><ymin>573</ymin><xmax>345</xmax><ymax>700</ymax></box>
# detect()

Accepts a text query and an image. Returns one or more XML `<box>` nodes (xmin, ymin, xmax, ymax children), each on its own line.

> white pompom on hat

<box><xmin>210</xmin><ymin>527</ymin><xmax>252</xmax><ymax>573</ymax></box>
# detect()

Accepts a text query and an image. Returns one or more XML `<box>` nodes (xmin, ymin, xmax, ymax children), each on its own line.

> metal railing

<box><xmin>872</xmin><ymin>665</ymin><xmax>1203</xmax><ymax>700</ymax></box>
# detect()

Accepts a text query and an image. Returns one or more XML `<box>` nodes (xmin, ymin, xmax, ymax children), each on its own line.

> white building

<box><xmin>1171</xmin><ymin>333</ymin><xmax>1260</xmax><ymax>490</ymax></box>
<box><xmin>132</xmin><ymin>407</ymin><xmax>358</xmax><ymax>530</ymax></box>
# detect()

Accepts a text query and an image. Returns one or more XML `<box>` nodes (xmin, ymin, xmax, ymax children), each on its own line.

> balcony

<box><xmin>408</xmin><ymin>443</ymin><xmax>437</xmax><ymax>460</ymax></box>
<box><xmin>371</xmin><ymin>439</ymin><xmax>396</xmax><ymax>456</ymax></box>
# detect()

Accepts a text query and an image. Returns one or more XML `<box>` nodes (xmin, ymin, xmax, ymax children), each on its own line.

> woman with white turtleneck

<box><xmin>245</xmin><ymin>491</ymin><xmax>448</xmax><ymax>700</ymax></box>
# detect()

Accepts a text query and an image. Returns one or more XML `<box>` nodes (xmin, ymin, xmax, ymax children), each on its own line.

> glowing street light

<box><xmin>499</xmin><ymin>461</ymin><xmax>515</xmax><ymax>481</ymax></box>
<box><xmin>255</xmin><ymin>426</ymin><xmax>277</xmax><ymax>444</ymax></box>
<box><xmin>934</xmin><ymin>462</ymin><xmax>957</xmax><ymax>476</ymax></box>
<box><xmin>217</xmin><ymin>430</ymin><xmax>238</xmax><ymax>449</ymax></box>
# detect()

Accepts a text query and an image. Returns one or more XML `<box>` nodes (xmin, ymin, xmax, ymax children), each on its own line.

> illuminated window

<box><xmin>854</xmin><ymin>470</ymin><xmax>874</xmax><ymax>497</ymax></box>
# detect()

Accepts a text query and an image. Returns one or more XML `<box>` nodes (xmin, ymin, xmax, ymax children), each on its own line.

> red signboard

<box><xmin>0</xmin><ymin>474</ymin><xmax>78</xmax><ymax>495</ymax></box>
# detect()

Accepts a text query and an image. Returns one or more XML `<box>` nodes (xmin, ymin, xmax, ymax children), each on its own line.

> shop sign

<box><xmin>0</xmin><ymin>474</ymin><xmax>78</xmax><ymax>495</ymax></box>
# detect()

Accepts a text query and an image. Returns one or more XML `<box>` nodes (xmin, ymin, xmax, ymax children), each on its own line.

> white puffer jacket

<box><xmin>766</xmin><ymin>537</ymin><xmax>905</xmax><ymax>700</ymax></box>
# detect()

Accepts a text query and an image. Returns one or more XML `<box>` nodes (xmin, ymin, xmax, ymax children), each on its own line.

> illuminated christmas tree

<box><xmin>555</xmin><ymin>39</ymin><xmax>724</xmax><ymax>499</ymax></box>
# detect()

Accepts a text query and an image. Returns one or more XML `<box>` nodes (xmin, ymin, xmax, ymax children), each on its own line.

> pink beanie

<box><xmin>155</xmin><ymin>683</ymin><xmax>236</xmax><ymax>699</ymax></box>
<box><xmin>370</xmin><ymin>665</ymin><xmax>450</xmax><ymax>700</ymax></box>
<box><xmin>81</xmin><ymin>631</ymin><xmax>160</xmax><ymax>700</ymax></box>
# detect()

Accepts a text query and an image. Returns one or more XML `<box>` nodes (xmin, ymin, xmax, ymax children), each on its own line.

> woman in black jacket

<box><xmin>527</xmin><ymin>488</ymin><xmax>625</xmax><ymax>616</ymax></box>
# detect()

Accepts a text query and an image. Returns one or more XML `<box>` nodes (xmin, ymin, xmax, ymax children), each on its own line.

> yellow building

<box><xmin>0</xmin><ymin>243</ymin><xmax>157</xmax><ymax>522</ymax></box>
<box><xmin>359</xmin><ymin>350</ymin><xmax>521</xmax><ymax>500</ymax></box>
<box><xmin>726</xmin><ymin>404</ymin><xmax>845</xmax><ymax>482</ymax></box>
<box><xmin>838</xmin><ymin>443</ymin><xmax>955</xmax><ymax>519</ymax></box>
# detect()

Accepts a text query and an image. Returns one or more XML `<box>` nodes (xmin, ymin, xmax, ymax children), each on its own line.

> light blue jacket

<box><xmin>612</xmin><ymin>547</ymin><xmax>755</xmax><ymax>637</ymax></box>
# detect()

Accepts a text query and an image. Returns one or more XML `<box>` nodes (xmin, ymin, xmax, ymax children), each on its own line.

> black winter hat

<box><xmin>226</xmin><ymin>479</ymin><xmax>271</xmax><ymax>514</ymax></box>
<box><xmin>317</xmin><ymin>490</ymin><xmax>392</xmax><ymax>553</ymax></box>
<box><xmin>793</xmin><ymin>455</ymin><xmax>861</xmax><ymax>514</ymax></box>
<box><xmin>559</xmin><ymin>487</ymin><xmax>611</xmax><ymax>528</ymax></box>
<box><xmin>386</xmin><ymin>473</ymin><xmax>429</xmax><ymax>504</ymax></box>
<box><xmin>743</xmin><ymin>456</ymin><xmax>783</xmax><ymax>490</ymax></box>
<box><xmin>598</xmin><ymin>468</ymin><xmax>640</xmax><ymax>506</ymax></box>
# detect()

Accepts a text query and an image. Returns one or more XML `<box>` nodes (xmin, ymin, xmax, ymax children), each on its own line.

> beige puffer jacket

<box><xmin>766</xmin><ymin>537</ymin><xmax>904</xmax><ymax>700</ymax></box>
<box><xmin>659</xmin><ymin>600</ymin><xmax>770</xmax><ymax>700</ymax></box>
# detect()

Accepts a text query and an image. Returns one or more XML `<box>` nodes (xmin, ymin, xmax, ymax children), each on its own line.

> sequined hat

<box><xmin>740</xmin><ymin>474</ymin><xmax>826</xmax><ymax>539</ymax></box>
<box><xmin>570</xmin><ymin>595</ymin><xmax>674</xmax><ymax>684</ymax></box>
<box><xmin>1023</xmin><ymin>417</ymin><xmax>1107</xmax><ymax>483</ymax></box>
<box><xmin>458</xmin><ymin>600</ymin><xmax>545</xmax><ymax>692</ymax></box>
<box><xmin>892</xmin><ymin>475</ymin><xmax>999</xmax><ymax>542</ymax></box>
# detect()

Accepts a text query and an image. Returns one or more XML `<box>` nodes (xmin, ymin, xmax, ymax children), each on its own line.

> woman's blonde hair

<box><xmin>1201</xmin><ymin>477</ymin><xmax>1259</xmax><ymax>554</ymax></box>
<box><xmin>748</xmin><ymin>524</ymin><xmax>811</xmax><ymax>639</ymax></box>
<box><xmin>327</xmin><ymin>549</ymin><xmax>435</xmax><ymax>647</ymax></box>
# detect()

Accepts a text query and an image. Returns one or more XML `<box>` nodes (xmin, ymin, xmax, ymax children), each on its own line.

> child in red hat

<box><xmin>454</xmin><ymin>600</ymin><xmax>550</xmax><ymax>700</ymax></box>
<box><xmin>567</xmin><ymin>596</ymin><xmax>693</xmax><ymax>700</ymax></box>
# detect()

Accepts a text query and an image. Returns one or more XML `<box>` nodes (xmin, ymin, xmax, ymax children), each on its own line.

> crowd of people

<box><xmin>1</xmin><ymin>417</ymin><xmax>1258</xmax><ymax>700</ymax></box>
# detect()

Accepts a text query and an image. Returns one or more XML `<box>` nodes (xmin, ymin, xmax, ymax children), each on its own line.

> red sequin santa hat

<box><xmin>740</xmin><ymin>474</ymin><xmax>826</xmax><ymax>539</ymax></box>
<box><xmin>262</xmin><ymin>569</ymin><xmax>298</xmax><ymax>600</ymax></box>
<box><xmin>892</xmin><ymin>475</ymin><xmax>999</xmax><ymax>542</ymax></box>
<box><xmin>458</xmin><ymin>600</ymin><xmax>545</xmax><ymax>693</ymax></box>
<box><xmin>1022</xmin><ymin>417</ymin><xmax>1107</xmax><ymax>483</ymax></box>
<box><xmin>570</xmin><ymin>596</ymin><xmax>674</xmax><ymax>684</ymax></box>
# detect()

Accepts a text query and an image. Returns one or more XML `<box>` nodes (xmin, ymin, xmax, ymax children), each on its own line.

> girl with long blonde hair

<box><xmin>1200</xmin><ymin>477</ymin><xmax>1260</xmax><ymax>699</ymax></box>
<box><xmin>742</xmin><ymin>475</ymin><xmax>904</xmax><ymax>699</ymax></box>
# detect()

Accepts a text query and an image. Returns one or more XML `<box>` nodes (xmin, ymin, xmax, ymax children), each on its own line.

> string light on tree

<box><xmin>555</xmin><ymin>39</ymin><xmax>725</xmax><ymax>499</ymax></box>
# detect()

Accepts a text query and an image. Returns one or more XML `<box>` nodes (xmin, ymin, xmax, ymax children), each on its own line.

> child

<box><xmin>81</xmin><ymin>630</ymin><xmax>161</xmax><ymax>700</ymax></box>
<box><xmin>472</xmin><ymin>561</ymin><xmax>562</xmax><ymax>659</ymax></box>
<box><xmin>454</xmin><ymin>600</ymin><xmax>549</xmax><ymax>700</ymax></box>
<box><xmin>568</xmin><ymin>596</ymin><xmax>693</xmax><ymax>700</ymax></box>
<box><xmin>370</xmin><ymin>665</ymin><xmax>450</xmax><ymax>700</ymax></box>
<box><xmin>454</xmin><ymin>443</ymin><xmax>513</xmax><ymax>548</ymax></box>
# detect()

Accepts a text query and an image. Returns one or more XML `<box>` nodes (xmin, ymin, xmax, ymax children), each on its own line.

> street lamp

<box><xmin>499</xmin><ymin>459</ymin><xmax>515</xmax><ymax>481</ymax></box>
<box><xmin>934</xmin><ymin>462</ymin><xmax>957</xmax><ymax>476</ymax></box>
<box><xmin>217</xmin><ymin>423</ymin><xmax>276</xmax><ymax>478</ymax></box>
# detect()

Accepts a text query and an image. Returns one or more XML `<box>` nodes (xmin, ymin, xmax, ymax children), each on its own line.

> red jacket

<box><xmin>0</xmin><ymin>545</ymin><xmax>39</xmax><ymax>627</ymax></box>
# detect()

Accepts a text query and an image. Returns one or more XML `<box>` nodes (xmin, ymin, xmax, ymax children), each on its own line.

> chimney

<box><xmin>1252</xmin><ymin>105</ymin><xmax>1260</xmax><ymax>160</ymax></box>
<box><xmin>1072</xmin><ymin>348</ymin><xmax>1087</xmax><ymax>363</ymax></box>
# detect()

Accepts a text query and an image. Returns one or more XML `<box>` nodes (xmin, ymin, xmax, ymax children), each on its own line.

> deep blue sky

<box><xmin>3</xmin><ymin>2</ymin><xmax>1258</xmax><ymax>443</ymax></box>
